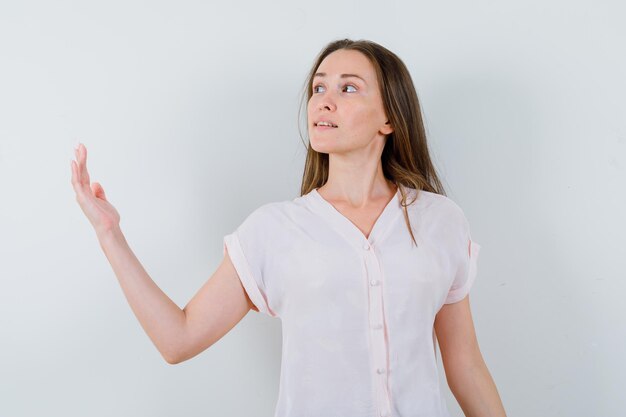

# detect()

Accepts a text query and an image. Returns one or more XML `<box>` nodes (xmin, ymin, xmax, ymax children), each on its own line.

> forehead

<box><xmin>316</xmin><ymin>49</ymin><xmax>376</xmax><ymax>80</ymax></box>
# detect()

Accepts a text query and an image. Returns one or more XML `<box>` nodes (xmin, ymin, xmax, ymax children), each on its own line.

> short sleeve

<box><xmin>444</xmin><ymin>209</ymin><xmax>482</xmax><ymax>304</ymax></box>
<box><xmin>223</xmin><ymin>206</ymin><xmax>278</xmax><ymax>317</ymax></box>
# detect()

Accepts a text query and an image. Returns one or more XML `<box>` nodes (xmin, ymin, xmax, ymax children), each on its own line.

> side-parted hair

<box><xmin>298</xmin><ymin>38</ymin><xmax>446</xmax><ymax>246</ymax></box>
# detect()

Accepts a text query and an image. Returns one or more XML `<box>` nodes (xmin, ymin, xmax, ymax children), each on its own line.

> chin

<box><xmin>310</xmin><ymin>141</ymin><xmax>331</xmax><ymax>155</ymax></box>
<box><xmin>310</xmin><ymin>134</ymin><xmax>334</xmax><ymax>152</ymax></box>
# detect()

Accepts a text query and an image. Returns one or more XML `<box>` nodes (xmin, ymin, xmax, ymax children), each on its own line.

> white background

<box><xmin>1</xmin><ymin>0</ymin><xmax>624</xmax><ymax>416</ymax></box>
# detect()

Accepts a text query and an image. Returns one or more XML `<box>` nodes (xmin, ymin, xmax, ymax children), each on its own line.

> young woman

<box><xmin>71</xmin><ymin>38</ymin><xmax>506</xmax><ymax>417</ymax></box>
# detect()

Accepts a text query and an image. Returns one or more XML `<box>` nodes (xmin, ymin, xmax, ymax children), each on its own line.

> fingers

<box><xmin>73</xmin><ymin>146</ymin><xmax>81</xmax><ymax>182</ymax></box>
<box><xmin>71</xmin><ymin>143</ymin><xmax>91</xmax><ymax>199</ymax></box>
<box><xmin>71</xmin><ymin>159</ymin><xmax>86</xmax><ymax>199</ymax></box>
<box><xmin>77</xmin><ymin>143</ymin><xmax>91</xmax><ymax>186</ymax></box>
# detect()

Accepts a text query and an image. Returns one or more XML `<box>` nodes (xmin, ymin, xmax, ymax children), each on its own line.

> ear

<box><xmin>380</xmin><ymin>120</ymin><xmax>393</xmax><ymax>135</ymax></box>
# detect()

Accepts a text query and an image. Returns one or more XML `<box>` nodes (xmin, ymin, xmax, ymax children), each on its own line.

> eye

<box><xmin>312</xmin><ymin>84</ymin><xmax>325</xmax><ymax>93</ymax></box>
<box><xmin>343</xmin><ymin>84</ymin><xmax>357</xmax><ymax>93</ymax></box>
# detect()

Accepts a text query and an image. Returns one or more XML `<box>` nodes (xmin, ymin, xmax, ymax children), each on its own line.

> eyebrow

<box><xmin>313</xmin><ymin>72</ymin><xmax>367</xmax><ymax>84</ymax></box>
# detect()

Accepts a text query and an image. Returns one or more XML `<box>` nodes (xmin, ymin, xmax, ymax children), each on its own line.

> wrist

<box><xmin>96</xmin><ymin>225</ymin><xmax>125</xmax><ymax>245</ymax></box>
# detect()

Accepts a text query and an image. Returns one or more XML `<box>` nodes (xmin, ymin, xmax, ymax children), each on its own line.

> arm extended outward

<box><xmin>71</xmin><ymin>143</ymin><xmax>255</xmax><ymax>364</ymax></box>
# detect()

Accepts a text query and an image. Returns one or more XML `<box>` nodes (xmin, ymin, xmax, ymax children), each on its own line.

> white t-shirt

<box><xmin>223</xmin><ymin>185</ymin><xmax>481</xmax><ymax>417</ymax></box>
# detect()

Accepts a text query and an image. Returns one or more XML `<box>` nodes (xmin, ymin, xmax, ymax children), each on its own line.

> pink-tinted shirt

<box><xmin>223</xmin><ymin>186</ymin><xmax>481</xmax><ymax>417</ymax></box>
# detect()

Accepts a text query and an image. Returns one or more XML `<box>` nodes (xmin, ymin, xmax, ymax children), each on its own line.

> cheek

<box><xmin>307</xmin><ymin>98</ymin><xmax>318</xmax><ymax>118</ymax></box>
<box><xmin>352</xmin><ymin>103</ymin><xmax>382</xmax><ymax>128</ymax></box>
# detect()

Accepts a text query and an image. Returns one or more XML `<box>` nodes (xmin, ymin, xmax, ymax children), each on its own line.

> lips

<box><xmin>314</xmin><ymin>120</ymin><xmax>338</xmax><ymax>128</ymax></box>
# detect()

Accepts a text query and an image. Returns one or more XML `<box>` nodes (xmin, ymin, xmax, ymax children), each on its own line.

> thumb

<box><xmin>91</xmin><ymin>182</ymin><xmax>107</xmax><ymax>201</ymax></box>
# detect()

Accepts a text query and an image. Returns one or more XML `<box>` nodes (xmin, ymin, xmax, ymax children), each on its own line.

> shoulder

<box><xmin>404</xmin><ymin>188</ymin><xmax>470</xmax><ymax>236</ymax></box>
<box><xmin>404</xmin><ymin>188</ymin><xmax>466</xmax><ymax>219</ymax></box>
<box><xmin>431</xmin><ymin>192</ymin><xmax>467</xmax><ymax>223</ymax></box>
<box><xmin>237</xmin><ymin>197</ymin><xmax>303</xmax><ymax>230</ymax></box>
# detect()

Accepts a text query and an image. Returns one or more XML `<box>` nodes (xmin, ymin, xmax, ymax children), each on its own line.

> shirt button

<box><xmin>376</xmin><ymin>367</ymin><xmax>386</xmax><ymax>374</ymax></box>
<box><xmin>363</xmin><ymin>242</ymin><xmax>371</xmax><ymax>250</ymax></box>
<box><xmin>370</xmin><ymin>279</ymin><xmax>380</xmax><ymax>286</ymax></box>
<box><xmin>372</xmin><ymin>323</ymin><xmax>383</xmax><ymax>329</ymax></box>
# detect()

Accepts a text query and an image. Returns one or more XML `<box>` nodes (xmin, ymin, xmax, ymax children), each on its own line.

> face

<box><xmin>307</xmin><ymin>49</ymin><xmax>393</xmax><ymax>155</ymax></box>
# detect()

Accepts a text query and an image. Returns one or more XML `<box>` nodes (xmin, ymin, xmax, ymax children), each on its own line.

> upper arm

<box><xmin>436</xmin><ymin>200</ymin><xmax>484</xmax><ymax>368</ymax></box>
<box><xmin>434</xmin><ymin>294</ymin><xmax>483</xmax><ymax>375</ymax></box>
<box><xmin>173</xmin><ymin>247</ymin><xmax>257</xmax><ymax>364</ymax></box>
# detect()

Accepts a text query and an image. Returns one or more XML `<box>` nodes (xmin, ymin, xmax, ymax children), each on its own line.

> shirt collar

<box><xmin>306</xmin><ymin>186</ymin><xmax>404</xmax><ymax>250</ymax></box>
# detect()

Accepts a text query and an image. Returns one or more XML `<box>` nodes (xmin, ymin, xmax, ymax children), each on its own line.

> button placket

<box><xmin>364</xmin><ymin>242</ymin><xmax>392</xmax><ymax>416</ymax></box>
<box><xmin>307</xmin><ymin>187</ymin><xmax>401</xmax><ymax>416</ymax></box>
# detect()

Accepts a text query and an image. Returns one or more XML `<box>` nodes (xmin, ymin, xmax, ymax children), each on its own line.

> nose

<box><xmin>317</xmin><ymin>90</ymin><xmax>336</xmax><ymax>112</ymax></box>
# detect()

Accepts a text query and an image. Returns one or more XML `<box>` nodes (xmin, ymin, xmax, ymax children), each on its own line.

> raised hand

<box><xmin>70</xmin><ymin>143</ymin><xmax>121</xmax><ymax>235</ymax></box>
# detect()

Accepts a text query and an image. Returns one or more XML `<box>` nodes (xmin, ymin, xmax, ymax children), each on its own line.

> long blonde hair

<box><xmin>298</xmin><ymin>38</ymin><xmax>446</xmax><ymax>246</ymax></box>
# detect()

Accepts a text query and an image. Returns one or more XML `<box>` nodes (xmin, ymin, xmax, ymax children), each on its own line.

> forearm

<box><xmin>97</xmin><ymin>226</ymin><xmax>186</xmax><ymax>363</ymax></box>
<box><xmin>447</xmin><ymin>358</ymin><xmax>507</xmax><ymax>417</ymax></box>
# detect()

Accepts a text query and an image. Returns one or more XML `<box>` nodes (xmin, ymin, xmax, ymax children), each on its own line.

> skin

<box><xmin>308</xmin><ymin>48</ymin><xmax>397</xmax><ymax>225</ymax></box>
<box><xmin>71</xmin><ymin>47</ymin><xmax>505</xmax><ymax>416</ymax></box>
